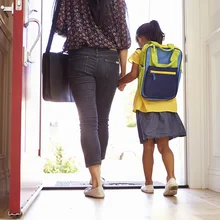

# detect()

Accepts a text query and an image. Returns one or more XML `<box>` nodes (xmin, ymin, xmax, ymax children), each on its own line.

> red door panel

<box><xmin>9</xmin><ymin>0</ymin><xmax>43</xmax><ymax>216</ymax></box>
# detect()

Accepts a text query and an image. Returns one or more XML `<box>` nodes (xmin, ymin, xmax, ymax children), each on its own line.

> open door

<box><xmin>8</xmin><ymin>0</ymin><xmax>43</xmax><ymax>217</ymax></box>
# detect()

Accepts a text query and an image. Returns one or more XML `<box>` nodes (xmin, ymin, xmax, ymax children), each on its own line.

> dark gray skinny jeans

<box><xmin>68</xmin><ymin>47</ymin><xmax>119</xmax><ymax>167</ymax></box>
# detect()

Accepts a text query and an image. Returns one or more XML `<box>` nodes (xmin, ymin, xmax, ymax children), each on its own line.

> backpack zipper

<box><xmin>150</xmin><ymin>70</ymin><xmax>176</xmax><ymax>75</ymax></box>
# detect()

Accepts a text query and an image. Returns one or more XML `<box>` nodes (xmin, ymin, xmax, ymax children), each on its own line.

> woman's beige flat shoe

<box><xmin>84</xmin><ymin>186</ymin><xmax>105</xmax><ymax>199</ymax></box>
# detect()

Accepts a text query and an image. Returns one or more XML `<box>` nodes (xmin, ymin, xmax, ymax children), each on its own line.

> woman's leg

<box><xmin>96</xmin><ymin>79</ymin><xmax>118</xmax><ymax>161</ymax></box>
<box><xmin>69</xmin><ymin>75</ymin><xmax>103</xmax><ymax>188</ymax></box>
<box><xmin>96</xmin><ymin>53</ymin><xmax>119</xmax><ymax>161</ymax></box>
<box><xmin>156</xmin><ymin>137</ymin><xmax>175</xmax><ymax>181</ymax></box>
<box><xmin>142</xmin><ymin>139</ymin><xmax>155</xmax><ymax>185</ymax></box>
<box><xmin>68</xmin><ymin>53</ymin><xmax>102</xmax><ymax>189</ymax></box>
<box><xmin>88</xmin><ymin>165</ymin><xmax>102</xmax><ymax>188</ymax></box>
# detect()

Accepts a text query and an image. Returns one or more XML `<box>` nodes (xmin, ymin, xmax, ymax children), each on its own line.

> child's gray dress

<box><xmin>136</xmin><ymin>111</ymin><xmax>186</xmax><ymax>143</ymax></box>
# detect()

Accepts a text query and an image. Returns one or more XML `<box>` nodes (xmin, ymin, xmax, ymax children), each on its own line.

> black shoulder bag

<box><xmin>42</xmin><ymin>0</ymin><xmax>74</xmax><ymax>102</ymax></box>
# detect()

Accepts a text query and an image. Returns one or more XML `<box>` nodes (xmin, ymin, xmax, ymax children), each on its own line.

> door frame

<box><xmin>184</xmin><ymin>0</ymin><xmax>210</xmax><ymax>189</ymax></box>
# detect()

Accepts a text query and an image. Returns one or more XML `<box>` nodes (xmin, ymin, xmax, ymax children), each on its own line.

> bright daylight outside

<box><xmin>41</xmin><ymin>0</ymin><xmax>186</xmax><ymax>187</ymax></box>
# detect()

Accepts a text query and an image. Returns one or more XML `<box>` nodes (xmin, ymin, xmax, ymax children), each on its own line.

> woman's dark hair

<box><xmin>88</xmin><ymin>0</ymin><xmax>112</xmax><ymax>27</ymax></box>
<box><xmin>136</xmin><ymin>20</ymin><xmax>165</xmax><ymax>44</ymax></box>
<box><xmin>53</xmin><ymin>0</ymin><xmax>112</xmax><ymax>28</ymax></box>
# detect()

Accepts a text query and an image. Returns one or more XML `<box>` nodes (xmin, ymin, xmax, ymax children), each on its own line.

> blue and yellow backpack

<box><xmin>138</xmin><ymin>41</ymin><xmax>183</xmax><ymax>100</ymax></box>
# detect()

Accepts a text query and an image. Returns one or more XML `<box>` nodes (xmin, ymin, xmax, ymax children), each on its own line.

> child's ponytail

<box><xmin>136</xmin><ymin>20</ymin><xmax>165</xmax><ymax>44</ymax></box>
<box><xmin>149</xmin><ymin>20</ymin><xmax>165</xmax><ymax>44</ymax></box>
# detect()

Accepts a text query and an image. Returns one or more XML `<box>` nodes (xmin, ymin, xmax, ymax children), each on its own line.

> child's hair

<box><xmin>136</xmin><ymin>20</ymin><xmax>165</xmax><ymax>44</ymax></box>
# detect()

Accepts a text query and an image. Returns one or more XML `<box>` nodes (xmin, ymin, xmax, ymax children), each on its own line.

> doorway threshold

<box><xmin>42</xmin><ymin>180</ymin><xmax>188</xmax><ymax>190</ymax></box>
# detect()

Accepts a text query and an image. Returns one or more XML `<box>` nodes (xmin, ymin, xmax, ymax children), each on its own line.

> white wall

<box><xmin>185</xmin><ymin>0</ymin><xmax>220</xmax><ymax>191</ymax></box>
<box><xmin>207</xmin><ymin>0</ymin><xmax>220</xmax><ymax>192</ymax></box>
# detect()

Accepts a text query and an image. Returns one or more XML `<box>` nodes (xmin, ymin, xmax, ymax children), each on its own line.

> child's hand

<box><xmin>119</xmin><ymin>73</ymin><xmax>125</xmax><ymax>78</ymax></box>
<box><xmin>118</xmin><ymin>84</ymin><xmax>126</xmax><ymax>91</ymax></box>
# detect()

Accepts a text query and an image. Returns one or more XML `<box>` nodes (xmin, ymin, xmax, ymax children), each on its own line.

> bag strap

<box><xmin>45</xmin><ymin>0</ymin><xmax>62</xmax><ymax>53</ymax></box>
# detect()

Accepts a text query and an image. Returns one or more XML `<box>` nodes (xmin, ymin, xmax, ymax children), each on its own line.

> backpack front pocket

<box><xmin>141</xmin><ymin>66</ymin><xmax>179</xmax><ymax>100</ymax></box>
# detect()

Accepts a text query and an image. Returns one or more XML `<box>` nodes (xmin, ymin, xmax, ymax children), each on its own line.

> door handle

<box><xmin>29</xmin><ymin>9</ymin><xmax>38</xmax><ymax>15</ymax></box>
<box><xmin>24</xmin><ymin>18</ymin><xmax>41</xmax><ymax>65</ymax></box>
<box><xmin>0</xmin><ymin>3</ymin><xmax>14</xmax><ymax>16</ymax></box>
<box><xmin>1</xmin><ymin>0</ymin><xmax>22</xmax><ymax>15</ymax></box>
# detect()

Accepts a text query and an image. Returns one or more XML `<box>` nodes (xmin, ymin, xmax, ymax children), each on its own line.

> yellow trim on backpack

<box><xmin>150</xmin><ymin>70</ymin><xmax>176</xmax><ymax>75</ymax></box>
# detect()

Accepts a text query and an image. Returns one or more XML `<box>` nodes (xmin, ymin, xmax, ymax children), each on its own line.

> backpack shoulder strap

<box><xmin>139</xmin><ymin>43</ymin><xmax>152</xmax><ymax>67</ymax></box>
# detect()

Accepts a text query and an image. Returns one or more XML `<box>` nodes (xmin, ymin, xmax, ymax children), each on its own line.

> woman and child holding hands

<box><xmin>55</xmin><ymin>0</ymin><xmax>186</xmax><ymax>199</ymax></box>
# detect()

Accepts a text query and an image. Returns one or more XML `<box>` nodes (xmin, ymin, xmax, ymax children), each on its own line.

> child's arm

<box><xmin>118</xmin><ymin>62</ymin><xmax>139</xmax><ymax>86</ymax></box>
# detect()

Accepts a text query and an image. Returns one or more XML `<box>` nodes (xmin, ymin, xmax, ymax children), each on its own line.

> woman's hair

<box><xmin>88</xmin><ymin>0</ymin><xmax>112</xmax><ymax>27</ymax></box>
<box><xmin>53</xmin><ymin>0</ymin><xmax>113</xmax><ymax>28</ymax></box>
<box><xmin>136</xmin><ymin>20</ymin><xmax>165</xmax><ymax>44</ymax></box>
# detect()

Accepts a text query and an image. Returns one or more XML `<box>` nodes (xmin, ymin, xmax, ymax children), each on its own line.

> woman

<box><xmin>55</xmin><ymin>0</ymin><xmax>131</xmax><ymax>198</ymax></box>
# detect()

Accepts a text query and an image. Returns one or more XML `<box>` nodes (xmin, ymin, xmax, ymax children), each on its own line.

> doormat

<box><xmin>45</xmin><ymin>181</ymin><xmax>165</xmax><ymax>189</ymax></box>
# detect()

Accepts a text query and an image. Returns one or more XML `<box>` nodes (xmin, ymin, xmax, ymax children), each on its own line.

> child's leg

<box><xmin>157</xmin><ymin>136</ymin><xmax>178</xmax><ymax>196</ymax></box>
<box><xmin>142</xmin><ymin>139</ymin><xmax>155</xmax><ymax>185</ymax></box>
<box><xmin>156</xmin><ymin>136</ymin><xmax>175</xmax><ymax>181</ymax></box>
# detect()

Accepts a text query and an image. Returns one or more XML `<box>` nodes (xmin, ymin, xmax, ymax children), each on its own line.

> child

<box><xmin>118</xmin><ymin>20</ymin><xmax>186</xmax><ymax>196</ymax></box>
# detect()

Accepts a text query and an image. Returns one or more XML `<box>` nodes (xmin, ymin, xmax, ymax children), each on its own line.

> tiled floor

<box><xmin>1</xmin><ymin>189</ymin><xmax>220</xmax><ymax>220</ymax></box>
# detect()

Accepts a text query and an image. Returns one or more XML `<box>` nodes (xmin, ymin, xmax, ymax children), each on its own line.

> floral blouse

<box><xmin>55</xmin><ymin>0</ymin><xmax>131</xmax><ymax>51</ymax></box>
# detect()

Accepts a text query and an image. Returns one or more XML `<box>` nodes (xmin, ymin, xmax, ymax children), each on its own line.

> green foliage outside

<box><xmin>126</xmin><ymin>121</ymin><xmax>136</xmax><ymax>127</ymax></box>
<box><xmin>44</xmin><ymin>143</ymin><xmax>78</xmax><ymax>174</ymax></box>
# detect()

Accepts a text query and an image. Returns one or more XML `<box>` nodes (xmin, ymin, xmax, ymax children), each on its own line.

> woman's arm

<box><xmin>113</xmin><ymin>0</ymin><xmax>131</xmax><ymax>75</ymax></box>
<box><xmin>119</xmin><ymin>49</ymin><xmax>128</xmax><ymax>77</ymax></box>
